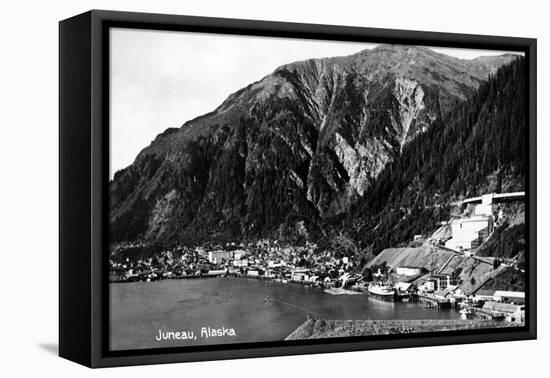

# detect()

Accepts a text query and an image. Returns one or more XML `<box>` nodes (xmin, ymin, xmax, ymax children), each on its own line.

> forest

<box><xmin>347</xmin><ymin>57</ymin><xmax>527</xmax><ymax>254</ymax></box>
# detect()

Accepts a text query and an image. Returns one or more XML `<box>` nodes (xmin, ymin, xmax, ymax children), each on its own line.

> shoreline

<box><xmin>110</xmin><ymin>273</ymin><xmax>337</xmax><ymax>289</ymax></box>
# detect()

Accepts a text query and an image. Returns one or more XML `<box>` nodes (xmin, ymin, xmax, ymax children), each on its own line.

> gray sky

<box><xmin>110</xmin><ymin>28</ymin><xmax>522</xmax><ymax>178</ymax></box>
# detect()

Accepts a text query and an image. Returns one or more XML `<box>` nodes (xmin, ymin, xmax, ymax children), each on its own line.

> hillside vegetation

<box><xmin>348</xmin><ymin>58</ymin><xmax>526</xmax><ymax>254</ymax></box>
<box><xmin>109</xmin><ymin>46</ymin><xmax>520</xmax><ymax>251</ymax></box>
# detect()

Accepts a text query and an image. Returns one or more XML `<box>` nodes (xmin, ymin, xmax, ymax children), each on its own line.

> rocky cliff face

<box><xmin>109</xmin><ymin>45</ymin><xmax>517</xmax><ymax>245</ymax></box>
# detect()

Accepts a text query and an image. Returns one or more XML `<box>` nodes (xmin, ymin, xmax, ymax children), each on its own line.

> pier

<box><xmin>416</xmin><ymin>293</ymin><xmax>454</xmax><ymax>309</ymax></box>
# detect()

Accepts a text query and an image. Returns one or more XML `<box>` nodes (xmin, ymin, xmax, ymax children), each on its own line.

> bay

<box><xmin>109</xmin><ymin>277</ymin><xmax>460</xmax><ymax>351</ymax></box>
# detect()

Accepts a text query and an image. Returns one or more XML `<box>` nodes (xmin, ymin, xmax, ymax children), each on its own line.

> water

<box><xmin>109</xmin><ymin>277</ymin><xmax>459</xmax><ymax>351</ymax></box>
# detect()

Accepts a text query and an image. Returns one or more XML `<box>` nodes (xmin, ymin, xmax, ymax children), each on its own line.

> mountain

<box><xmin>349</xmin><ymin>57</ymin><xmax>526</xmax><ymax>254</ymax></box>
<box><xmin>109</xmin><ymin>44</ymin><xmax>519</xmax><ymax>246</ymax></box>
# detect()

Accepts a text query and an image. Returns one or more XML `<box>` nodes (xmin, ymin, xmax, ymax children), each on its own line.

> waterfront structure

<box><xmin>394</xmin><ymin>282</ymin><xmax>414</xmax><ymax>300</ymax></box>
<box><xmin>433</xmin><ymin>289</ymin><xmax>454</xmax><ymax>301</ymax></box>
<box><xmin>418</xmin><ymin>281</ymin><xmax>435</xmax><ymax>293</ymax></box>
<box><xmin>428</xmin><ymin>273</ymin><xmax>457</xmax><ymax>291</ymax></box>
<box><xmin>493</xmin><ymin>290</ymin><xmax>525</xmax><ymax>302</ymax></box>
<box><xmin>207</xmin><ymin>269</ymin><xmax>226</xmax><ymax>276</ymax></box>
<box><xmin>474</xmin><ymin>290</ymin><xmax>525</xmax><ymax>303</ymax></box>
<box><xmin>433</xmin><ymin>286</ymin><xmax>465</xmax><ymax>303</ymax></box>
<box><xmin>291</xmin><ymin>268</ymin><xmax>311</xmax><ymax>281</ymax></box>
<box><xmin>474</xmin><ymin>290</ymin><xmax>499</xmax><ymax>301</ymax></box>
<box><xmin>482</xmin><ymin>301</ymin><xmax>525</xmax><ymax>323</ymax></box>
<box><xmin>246</xmin><ymin>269</ymin><xmax>260</xmax><ymax>276</ymax></box>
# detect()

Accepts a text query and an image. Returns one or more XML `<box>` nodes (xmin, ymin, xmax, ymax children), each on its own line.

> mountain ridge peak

<box><xmin>109</xmin><ymin>46</ymin><xmax>521</xmax><ymax>246</ymax></box>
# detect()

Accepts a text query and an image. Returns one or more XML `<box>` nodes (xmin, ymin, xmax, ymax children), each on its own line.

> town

<box><xmin>109</xmin><ymin>191</ymin><xmax>526</xmax><ymax>326</ymax></box>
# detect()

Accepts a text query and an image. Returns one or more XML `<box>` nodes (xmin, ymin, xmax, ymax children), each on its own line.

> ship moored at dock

<box><xmin>367</xmin><ymin>283</ymin><xmax>398</xmax><ymax>302</ymax></box>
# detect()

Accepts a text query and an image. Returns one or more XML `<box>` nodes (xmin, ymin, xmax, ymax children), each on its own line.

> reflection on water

<box><xmin>109</xmin><ymin>277</ymin><xmax>459</xmax><ymax>351</ymax></box>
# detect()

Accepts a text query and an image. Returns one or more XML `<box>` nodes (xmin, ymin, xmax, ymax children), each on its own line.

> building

<box><xmin>207</xmin><ymin>250</ymin><xmax>232</xmax><ymax>264</ymax></box>
<box><xmin>445</xmin><ymin>192</ymin><xmax>525</xmax><ymax>251</ymax></box>
<box><xmin>396</xmin><ymin>266</ymin><xmax>425</xmax><ymax>276</ymax></box>
<box><xmin>452</xmin><ymin>287</ymin><xmax>466</xmax><ymax>299</ymax></box>
<box><xmin>493</xmin><ymin>290</ymin><xmax>525</xmax><ymax>303</ymax></box>
<box><xmin>434</xmin><ymin>289</ymin><xmax>454</xmax><ymax>301</ymax></box>
<box><xmin>474</xmin><ymin>290</ymin><xmax>525</xmax><ymax>303</ymax></box>
<box><xmin>233</xmin><ymin>259</ymin><xmax>248</xmax><ymax>267</ymax></box>
<box><xmin>246</xmin><ymin>269</ymin><xmax>260</xmax><ymax>276</ymax></box>
<box><xmin>418</xmin><ymin>281</ymin><xmax>435</xmax><ymax>293</ymax></box>
<box><xmin>291</xmin><ymin>268</ymin><xmax>311</xmax><ymax>281</ymax></box>
<box><xmin>268</xmin><ymin>260</ymin><xmax>286</xmax><ymax>268</ymax></box>
<box><xmin>445</xmin><ymin>215</ymin><xmax>493</xmax><ymax>251</ymax></box>
<box><xmin>474</xmin><ymin>289</ymin><xmax>498</xmax><ymax>301</ymax></box>
<box><xmin>428</xmin><ymin>273</ymin><xmax>457</xmax><ymax>291</ymax></box>
<box><xmin>482</xmin><ymin>301</ymin><xmax>525</xmax><ymax>323</ymax></box>
<box><xmin>207</xmin><ymin>269</ymin><xmax>226</xmax><ymax>276</ymax></box>
<box><xmin>394</xmin><ymin>282</ymin><xmax>413</xmax><ymax>293</ymax></box>
<box><xmin>233</xmin><ymin>250</ymin><xmax>246</xmax><ymax>261</ymax></box>
<box><xmin>506</xmin><ymin>306</ymin><xmax>525</xmax><ymax>323</ymax></box>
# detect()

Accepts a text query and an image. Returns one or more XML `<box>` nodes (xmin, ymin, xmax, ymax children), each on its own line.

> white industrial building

<box><xmin>396</xmin><ymin>266</ymin><xmax>425</xmax><ymax>276</ymax></box>
<box><xmin>473</xmin><ymin>194</ymin><xmax>498</xmax><ymax>216</ymax></box>
<box><xmin>445</xmin><ymin>215</ymin><xmax>493</xmax><ymax>251</ymax></box>
<box><xmin>444</xmin><ymin>192</ymin><xmax>527</xmax><ymax>251</ymax></box>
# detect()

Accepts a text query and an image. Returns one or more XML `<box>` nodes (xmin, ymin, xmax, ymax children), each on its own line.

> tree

<box><xmin>349</xmin><ymin>58</ymin><xmax>526</xmax><ymax>256</ymax></box>
<box><xmin>363</xmin><ymin>268</ymin><xmax>374</xmax><ymax>282</ymax></box>
<box><xmin>331</xmin><ymin>231</ymin><xmax>359</xmax><ymax>259</ymax></box>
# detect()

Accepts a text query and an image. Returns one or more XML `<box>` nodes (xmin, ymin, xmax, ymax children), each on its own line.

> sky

<box><xmin>110</xmin><ymin>28</ymin><xmax>522</xmax><ymax>178</ymax></box>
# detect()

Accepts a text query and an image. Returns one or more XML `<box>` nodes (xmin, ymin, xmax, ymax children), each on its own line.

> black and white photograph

<box><xmin>107</xmin><ymin>28</ymin><xmax>529</xmax><ymax>352</ymax></box>
<box><xmin>3</xmin><ymin>0</ymin><xmax>548</xmax><ymax>375</ymax></box>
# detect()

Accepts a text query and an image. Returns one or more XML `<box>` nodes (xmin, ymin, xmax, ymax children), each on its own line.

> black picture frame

<box><xmin>59</xmin><ymin>9</ymin><xmax>537</xmax><ymax>368</ymax></box>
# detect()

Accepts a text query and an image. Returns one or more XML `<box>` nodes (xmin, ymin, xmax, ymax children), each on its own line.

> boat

<box><xmin>367</xmin><ymin>283</ymin><xmax>397</xmax><ymax>302</ymax></box>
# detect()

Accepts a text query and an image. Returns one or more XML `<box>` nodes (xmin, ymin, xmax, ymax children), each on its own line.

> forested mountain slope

<box><xmin>108</xmin><ymin>45</ymin><xmax>521</xmax><ymax>249</ymax></box>
<box><xmin>348</xmin><ymin>58</ymin><xmax>526</xmax><ymax>254</ymax></box>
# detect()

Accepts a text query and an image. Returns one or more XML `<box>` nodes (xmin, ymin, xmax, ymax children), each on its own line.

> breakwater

<box><xmin>285</xmin><ymin>318</ymin><xmax>518</xmax><ymax>340</ymax></box>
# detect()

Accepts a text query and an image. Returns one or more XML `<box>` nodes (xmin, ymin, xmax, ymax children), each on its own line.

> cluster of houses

<box><xmin>359</xmin><ymin>260</ymin><xmax>525</xmax><ymax>324</ymax></box>
<box><xmin>469</xmin><ymin>289</ymin><xmax>526</xmax><ymax>323</ymax></box>
<box><xmin>109</xmin><ymin>243</ymin><xmax>525</xmax><ymax>324</ymax></box>
<box><xmin>109</xmin><ymin>239</ymin><xmax>359</xmax><ymax>289</ymax></box>
<box><xmin>417</xmin><ymin>284</ymin><xmax>525</xmax><ymax>323</ymax></box>
<box><xmin>393</xmin><ymin>265</ymin><xmax>525</xmax><ymax>324</ymax></box>
<box><xmin>109</xmin><ymin>189</ymin><xmax>526</xmax><ymax>326</ymax></box>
